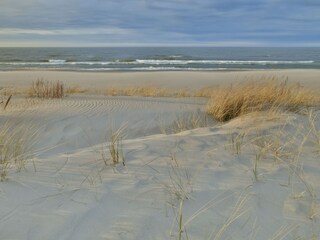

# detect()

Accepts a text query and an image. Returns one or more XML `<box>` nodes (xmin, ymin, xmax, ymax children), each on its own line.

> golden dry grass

<box><xmin>0</xmin><ymin>82</ymin><xmax>86</xmax><ymax>98</ymax></box>
<box><xmin>29</xmin><ymin>79</ymin><xmax>65</xmax><ymax>98</ymax></box>
<box><xmin>65</xmin><ymin>86</ymin><xmax>88</xmax><ymax>94</ymax></box>
<box><xmin>0</xmin><ymin>121</ymin><xmax>39</xmax><ymax>181</ymax></box>
<box><xmin>104</xmin><ymin>86</ymin><xmax>215</xmax><ymax>98</ymax></box>
<box><xmin>104</xmin><ymin>86</ymin><xmax>180</xmax><ymax>97</ymax></box>
<box><xmin>206</xmin><ymin>79</ymin><xmax>320</xmax><ymax>122</ymax></box>
<box><xmin>0</xmin><ymin>87</ymin><xmax>30</xmax><ymax>98</ymax></box>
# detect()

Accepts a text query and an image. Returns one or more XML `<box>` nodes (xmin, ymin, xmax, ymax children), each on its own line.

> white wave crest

<box><xmin>134</xmin><ymin>59</ymin><xmax>315</xmax><ymax>65</ymax></box>
<box><xmin>48</xmin><ymin>59</ymin><xmax>66</xmax><ymax>64</ymax></box>
<box><xmin>0</xmin><ymin>59</ymin><xmax>315</xmax><ymax>67</ymax></box>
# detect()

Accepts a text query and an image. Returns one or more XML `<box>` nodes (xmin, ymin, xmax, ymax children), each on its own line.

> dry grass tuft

<box><xmin>65</xmin><ymin>86</ymin><xmax>88</xmax><ymax>94</ymax></box>
<box><xmin>0</xmin><ymin>121</ymin><xmax>38</xmax><ymax>181</ymax></box>
<box><xmin>159</xmin><ymin>110</ymin><xmax>210</xmax><ymax>134</ymax></box>
<box><xmin>104</xmin><ymin>86</ymin><xmax>219</xmax><ymax>98</ymax></box>
<box><xmin>104</xmin><ymin>86</ymin><xmax>197</xmax><ymax>98</ymax></box>
<box><xmin>194</xmin><ymin>87</ymin><xmax>216</xmax><ymax>98</ymax></box>
<box><xmin>0</xmin><ymin>87</ymin><xmax>19</xmax><ymax>97</ymax></box>
<box><xmin>109</xmin><ymin>128</ymin><xmax>124</xmax><ymax>166</ymax></box>
<box><xmin>206</xmin><ymin>79</ymin><xmax>320</xmax><ymax>122</ymax></box>
<box><xmin>29</xmin><ymin>79</ymin><xmax>65</xmax><ymax>98</ymax></box>
<box><xmin>101</xmin><ymin>126</ymin><xmax>126</xmax><ymax>166</ymax></box>
<box><xmin>105</xmin><ymin>86</ymin><xmax>168</xmax><ymax>97</ymax></box>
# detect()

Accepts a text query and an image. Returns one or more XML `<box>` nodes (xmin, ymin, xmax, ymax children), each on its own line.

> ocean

<box><xmin>0</xmin><ymin>47</ymin><xmax>319</xmax><ymax>71</ymax></box>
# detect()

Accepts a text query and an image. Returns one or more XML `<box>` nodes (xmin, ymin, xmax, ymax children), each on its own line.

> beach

<box><xmin>0</xmin><ymin>69</ymin><xmax>319</xmax><ymax>239</ymax></box>
<box><xmin>1</xmin><ymin>69</ymin><xmax>320</xmax><ymax>90</ymax></box>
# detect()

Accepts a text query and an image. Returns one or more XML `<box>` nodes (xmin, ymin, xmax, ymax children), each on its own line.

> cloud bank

<box><xmin>0</xmin><ymin>0</ymin><xmax>319</xmax><ymax>46</ymax></box>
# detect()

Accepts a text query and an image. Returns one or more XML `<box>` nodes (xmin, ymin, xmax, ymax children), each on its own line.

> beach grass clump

<box><xmin>104</xmin><ymin>86</ymin><xmax>198</xmax><ymax>98</ymax></box>
<box><xmin>194</xmin><ymin>87</ymin><xmax>217</xmax><ymax>98</ymax></box>
<box><xmin>105</xmin><ymin>86</ymin><xmax>169</xmax><ymax>97</ymax></box>
<box><xmin>29</xmin><ymin>79</ymin><xmax>65</xmax><ymax>98</ymax></box>
<box><xmin>166</xmin><ymin>152</ymin><xmax>192</xmax><ymax>201</ymax></box>
<box><xmin>206</xmin><ymin>79</ymin><xmax>320</xmax><ymax>122</ymax></box>
<box><xmin>109</xmin><ymin>129</ymin><xmax>124</xmax><ymax>166</ymax></box>
<box><xmin>229</xmin><ymin>132</ymin><xmax>246</xmax><ymax>155</ymax></box>
<box><xmin>160</xmin><ymin>110</ymin><xmax>210</xmax><ymax>134</ymax></box>
<box><xmin>65</xmin><ymin>86</ymin><xmax>87</xmax><ymax>94</ymax></box>
<box><xmin>104</xmin><ymin>86</ymin><xmax>223</xmax><ymax>98</ymax></box>
<box><xmin>101</xmin><ymin>126</ymin><xmax>125</xmax><ymax>166</ymax></box>
<box><xmin>0</xmin><ymin>121</ymin><xmax>38</xmax><ymax>181</ymax></box>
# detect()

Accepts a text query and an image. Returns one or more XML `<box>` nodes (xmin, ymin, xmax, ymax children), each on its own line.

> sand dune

<box><xmin>0</xmin><ymin>71</ymin><xmax>319</xmax><ymax>239</ymax></box>
<box><xmin>2</xmin><ymin>95</ymin><xmax>208</xmax><ymax>157</ymax></box>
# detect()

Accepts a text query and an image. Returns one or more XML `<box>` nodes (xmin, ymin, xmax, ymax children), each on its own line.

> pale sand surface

<box><xmin>0</xmin><ymin>70</ymin><xmax>319</xmax><ymax>239</ymax></box>
<box><xmin>1</xmin><ymin>69</ymin><xmax>320</xmax><ymax>90</ymax></box>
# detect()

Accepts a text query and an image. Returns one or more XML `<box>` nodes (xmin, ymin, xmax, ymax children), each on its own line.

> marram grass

<box><xmin>206</xmin><ymin>80</ymin><xmax>320</xmax><ymax>122</ymax></box>
<box><xmin>29</xmin><ymin>79</ymin><xmax>65</xmax><ymax>99</ymax></box>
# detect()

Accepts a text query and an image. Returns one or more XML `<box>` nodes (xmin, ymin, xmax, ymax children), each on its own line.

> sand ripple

<box><xmin>0</xmin><ymin>95</ymin><xmax>207</xmax><ymax>156</ymax></box>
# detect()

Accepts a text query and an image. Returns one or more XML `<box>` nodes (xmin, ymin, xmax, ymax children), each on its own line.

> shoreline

<box><xmin>0</xmin><ymin>69</ymin><xmax>320</xmax><ymax>90</ymax></box>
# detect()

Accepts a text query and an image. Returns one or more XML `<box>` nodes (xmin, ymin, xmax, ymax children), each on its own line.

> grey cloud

<box><xmin>0</xmin><ymin>0</ymin><xmax>319</xmax><ymax>46</ymax></box>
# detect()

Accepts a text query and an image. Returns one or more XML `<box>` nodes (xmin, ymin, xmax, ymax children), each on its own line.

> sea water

<box><xmin>0</xmin><ymin>47</ymin><xmax>319</xmax><ymax>71</ymax></box>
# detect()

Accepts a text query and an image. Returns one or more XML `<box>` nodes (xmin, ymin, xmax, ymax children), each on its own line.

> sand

<box><xmin>0</xmin><ymin>70</ymin><xmax>319</xmax><ymax>239</ymax></box>
<box><xmin>1</xmin><ymin>69</ymin><xmax>320</xmax><ymax>90</ymax></box>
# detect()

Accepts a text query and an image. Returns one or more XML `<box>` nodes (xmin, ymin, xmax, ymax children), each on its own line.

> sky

<box><xmin>0</xmin><ymin>0</ymin><xmax>320</xmax><ymax>47</ymax></box>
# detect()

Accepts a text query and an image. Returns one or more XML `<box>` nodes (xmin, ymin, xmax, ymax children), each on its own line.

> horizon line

<box><xmin>1</xmin><ymin>44</ymin><xmax>320</xmax><ymax>48</ymax></box>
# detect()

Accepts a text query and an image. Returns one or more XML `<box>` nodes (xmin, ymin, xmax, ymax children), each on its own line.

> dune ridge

<box><xmin>0</xmin><ymin>71</ymin><xmax>319</xmax><ymax>239</ymax></box>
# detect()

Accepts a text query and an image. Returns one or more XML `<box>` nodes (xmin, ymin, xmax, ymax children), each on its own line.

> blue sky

<box><xmin>0</xmin><ymin>0</ymin><xmax>320</xmax><ymax>47</ymax></box>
